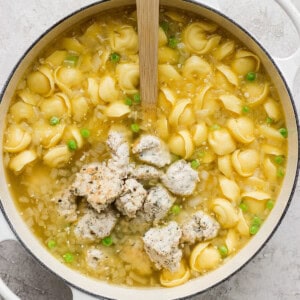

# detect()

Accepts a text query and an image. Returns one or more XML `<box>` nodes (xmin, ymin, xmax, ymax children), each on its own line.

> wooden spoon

<box><xmin>136</xmin><ymin>0</ymin><xmax>159</xmax><ymax>121</ymax></box>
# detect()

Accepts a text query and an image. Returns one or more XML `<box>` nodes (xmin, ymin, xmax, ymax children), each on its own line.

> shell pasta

<box><xmin>2</xmin><ymin>7</ymin><xmax>287</xmax><ymax>288</ymax></box>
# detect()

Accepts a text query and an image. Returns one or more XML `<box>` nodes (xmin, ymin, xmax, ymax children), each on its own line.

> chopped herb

<box><xmin>218</xmin><ymin>245</ymin><xmax>228</xmax><ymax>258</ymax></box>
<box><xmin>160</xmin><ymin>21</ymin><xmax>169</xmax><ymax>33</ymax></box>
<box><xmin>133</xmin><ymin>93</ymin><xmax>141</xmax><ymax>104</ymax></box>
<box><xmin>131</xmin><ymin>123</ymin><xmax>140</xmax><ymax>133</ymax></box>
<box><xmin>110</xmin><ymin>52</ymin><xmax>120</xmax><ymax>63</ymax></box>
<box><xmin>49</xmin><ymin>116</ymin><xmax>60</xmax><ymax>126</ymax></box>
<box><xmin>246</xmin><ymin>72</ymin><xmax>257</xmax><ymax>81</ymax></box>
<box><xmin>102</xmin><ymin>236</ymin><xmax>113</xmax><ymax>247</ymax></box>
<box><xmin>80</xmin><ymin>128</ymin><xmax>90</xmax><ymax>138</ymax></box>
<box><xmin>266</xmin><ymin>117</ymin><xmax>274</xmax><ymax>124</ymax></box>
<box><xmin>168</xmin><ymin>37</ymin><xmax>179</xmax><ymax>49</ymax></box>
<box><xmin>124</xmin><ymin>97</ymin><xmax>133</xmax><ymax>106</ymax></box>
<box><xmin>67</xmin><ymin>140</ymin><xmax>77</xmax><ymax>151</ymax></box>
<box><xmin>210</xmin><ymin>124</ymin><xmax>220</xmax><ymax>131</ymax></box>
<box><xmin>64</xmin><ymin>54</ymin><xmax>79</xmax><ymax>67</ymax></box>
<box><xmin>63</xmin><ymin>252</ymin><xmax>74</xmax><ymax>263</ymax></box>
<box><xmin>277</xmin><ymin>168</ymin><xmax>285</xmax><ymax>178</ymax></box>
<box><xmin>190</xmin><ymin>159</ymin><xmax>200</xmax><ymax>169</ymax></box>
<box><xmin>279</xmin><ymin>127</ymin><xmax>288</xmax><ymax>138</ymax></box>
<box><xmin>242</xmin><ymin>106</ymin><xmax>250</xmax><ymax>113</ymax></box>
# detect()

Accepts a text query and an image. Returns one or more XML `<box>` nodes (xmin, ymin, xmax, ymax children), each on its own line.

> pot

<box><xmin>0</xmin><ymin>0</ymin><xmax>299</xmax><ymax>299</ymax></box>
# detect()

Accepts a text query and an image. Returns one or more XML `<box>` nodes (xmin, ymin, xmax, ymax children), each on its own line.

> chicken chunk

<box><xmin>129</xmin><ymin>164</ymin><xmax>162</xmax><ymax>181</ymax></box>
<box><xmin>115</xmin><ymin>179</ymin><xmax>147</xmax><ymax>218</ymax></box>
<box><xmin>143</xmin><ymin>185</ymin><xmax>174</xmax><ymax>224</ymax></box>
<box><xmin>74</xmin><ymin>208</ymin><xmax>117</xmax><ymax>240</ymax></box>
<box><xmin>162</xmin><ymin>160</ymin><xmax>198</xmax><ymax>196</ymax></box>
<box><xmin>132</xmin><ymin>135</ymin><xmax>171</xmax><ymax>168</ymax></box>
<box><xmin>71</xmin><ymin>162</ymin><xmax>123</xmax><ymax>212</ymax></box>
<box><xmin>107</xmin><ymin>128</ymin><xmax>130</xmax><ymax>172</ymax></box>
<box><xmin>55</xmin><ymin>188</ymin><xmax>77</xmax><ymax>222</ymax></box>
<box><xmin>143</xmin><ymin>221</ymin><xmax>182</xmax><ymax>272</ymax></box>
<box><xmin>86</xmin><ymin>248</ymin><xmax>108</xmax><ymax>269</ymax></box>
<box><xmin>181</xmin><ymin>211</ymin><xmax>220</xmax><ymax>244</ymax></box>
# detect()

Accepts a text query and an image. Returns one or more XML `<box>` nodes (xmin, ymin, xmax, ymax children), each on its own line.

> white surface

<box><xmin>0</xmin><ymin>0</ymin><xmax>299</xmax><ymax>299</ymax></box>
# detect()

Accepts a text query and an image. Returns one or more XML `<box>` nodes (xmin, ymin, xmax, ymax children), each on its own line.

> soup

<box><xmin>2</xmin><ymin>7</ymin><xmax>287</xmax><ymax>287</ymax></box>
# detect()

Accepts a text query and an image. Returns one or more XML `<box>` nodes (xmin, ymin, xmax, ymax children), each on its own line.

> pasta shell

<box><xmin>9</xmin><ymin>101</ymin><xmax>36</xmax><ymax>124</ymax></box>
<box><xmin>190</xmin><ymin>242</ymin><xmax>221</xmax><ymax>272</ymax></box>
<box><xmin>216</xmin><ymin>65</ymin><xmax>238</xmax><ymax>86</ymax></box>
<box><xmin>168</xmin><ymin>130</ymin><xmax>194</xmax><ymax>159</ymax></box>
<box><xmin>156</xmin><ymin>116</ymin><xmax>169</xmax><ymax>140</ymax></box>
<box><xmin>99</xmin><ymin>76</ymin><xmax>119</xmax><ymax>102</ymax></box>
<box><xmin>158</xmin><ymin>27</ymin><xmax>168</xmax><ymax>46</ymax></box>
<box><xmin>218</xmin><ymin>94</ymin><xmax>242</xmax><ymax>114</ymax></box>
<box><xmin>116</xmin><ymin>64</ymin><xmax>139</xmax><ymax>94</ymax></box>
<box><xmin>182</xmin><ymin>55</ymin><xmax>212</xmax><ymax>79</ymax></box>
<box><xmin>27</xmin><ymin>66</ymin><xmax>54</xmax><ymax>96</ymax></box>
<box><xmin>193</xmin><ymin>85</ymin><xmax>212</xmax><ymax>110</ymax></box>
<box><xmin>169</xmin><ymin>99</ymin><xmax>194</xmax><ymax>128</ymax></box>
<box><xmin>212</xmin><ymin>41</ymin><xmax>235</xmax><ymax>61</ymax></box>
<box><xmin>64</xmin><ymin>126</ymin><xmax>84</xmax><ymax>149</ymax></box>
<box><xmin>104</xmin><ymin>101</ymin><xmax>131</xmax><ymax>118</ymax></box>
<box><xmin>158</xmin><ymin>47</ymin><xmax>179</xmax><ymax>64</ymax></box>
<box><xmin>9</xmin><ymin>150</ymin><xmax>37</xmax><ymax>172</ymax></box>
<box><xmin>164</xmin><ymin>11</ymin><xmax>186</xmax><ymax>22</ymax></box>
<box><xmin>211</xmin><ymin>198</ymin><xmax>239</xmax><ymax>228</ymax></box>
<box><xmin>43</xmin><ymin>145</ymin><xmax>72</xmax><ymax>168</ymax></box>
<box><xmin>39</xmin><ymin>92</ymin><xmax>71</xmax><ymax>119</ymax></box>
<box><xmin>44</xmin><ymin>50</ymin><xmax>68</xmax><ymax>67</ymax></box>
<box><xmin>218</xmin><ymin>155</ymin><xmax>233</xmax><ymax>178</ymax></box>
<box><xmin>261</xmin><ymin>144</ymin><xmax>285</xmax><ymax>156</ymax></box>
<box><xmin>236</xmin><ymin>209</ymin><xmax>250</xmax><ymax>236</ymax></box>
<box><xmin>241</xmin><ymin>191</ymin><xmax>271</xmax><ymax>214</ymax></box>
<box><xmin>219</xmin><ymin>175</ymin><xmax>240</xmax><ymax>203</ymax></box>
<box><xmin>263</xmin><ymin>157</ymin><xmax>277</xmax><ymax>181</ymax></box>
<box><xmin>4</xmin><ymin>125</ymin><xmax>32</xmax><ymax>153</ymax></box>
<box><xmin>231</xmin><ymin>50</ymin><xmax>260</xmax><ymax>75</ymax></box>
<box><xmin>264</xmin><ymin>98</ymin><xmax>281</xmax><ymax>121</ymax></box>
<box><xmin>244</xmin><ymin>83</ymin><xmax>269</xmax><ymax>107</ymax></box>
<box><xmin>18</xmin><ymin>89</ymin><xmax>41</xmax><ymax>106</ymax></box>
<box><xmin>71</xmin><ymin>96</ymin><xmax>89</xmax><ymax>122</ymax></box>
<box><xmin>259</xmin><ymin>125</ymin><xmax>285</xmax><ymax>142</ymax></box>
<box><xmin>110</xmin><ymin>25</ymin><xmax>138</xmax><ymax>54</ymax></box>
<box><xmin>158</xmin><ymin>64</ymin><xmax>182</xmax><ymax>82</ymax></box>
<box><xmin>160</xmin><ymin>261</ymin><xmax>190</xmax><ymax>287</ymax></box>
<box><xmin>232</xmin><ymin>149</ymin><xmax>259</xmax><ymax>177</ymax></box>
<box><xmin>208</xmin><ymin>128</ymin><xmax>236</xmax><ymax>155</ymax></box>
<box><xmin>61</xmin><ymin>37</ymin><xmax>84</xmax><ymax>53</ymax></box>
<box><xmin>191</xmin><ymin>122</ymin><xmax>208</xmax><ymax>146</ymax></box>
<box><xmin>225</xmin><ymin>229</ymin><xmax>239</xmax><ymax>254</ymax></box>
<box><xmin>243</xmin><ymin>176</ymin><xmax>267</xmax><ymax>190</ymax></box>
<box><xmin>183</xmin><ymin>22</ymin><xmax>220</xmax><ymax>55</ymax></box>
<box><xmin>227</xmin><ymin>117</ymin><xmax>255</xmax><ymax>143</ymax></box>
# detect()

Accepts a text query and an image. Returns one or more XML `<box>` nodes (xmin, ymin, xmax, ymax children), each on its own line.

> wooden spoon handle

<box><xmin>136</xmin><ymin>0</ymin><xmax>159</xmax><ymax>119</ymax></box>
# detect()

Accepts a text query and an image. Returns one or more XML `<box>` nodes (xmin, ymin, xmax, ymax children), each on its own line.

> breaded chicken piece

<box><xmin>129</xmin><ymin>164</ymin><xmax>162</xmax><ymax>181</ymax></box>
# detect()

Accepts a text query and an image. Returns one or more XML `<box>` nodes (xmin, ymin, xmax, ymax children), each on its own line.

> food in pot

<box><xmin>2</xmin><ymin>7</ymin><xmax>287</xmax><ymax>287</ymax></box>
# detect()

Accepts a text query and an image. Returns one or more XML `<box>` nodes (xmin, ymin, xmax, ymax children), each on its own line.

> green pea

<box><xmin>266</xmin><ymin>200</ymin><xmax>274</xmax><ymax>210</ymax></box>
<box><xmin>133</xmin><ymin>93</ymin><xmax>141</xmax><ymax>104</ymax></box>
<box><xmin>190</xmin><ymin>159</ymin><xmax>200</xmax><ymax>169</ymax></box>
<box><xmin>131</xmin><ymin>123</ymin><xmax>140</xmax><ymax>133</ymax></box>
<box><xmin>266</xmin><ymin>117</ymin><xmax>274</xmax><ymax>124</ymax></box>
<box><xmin>239</xmin><ymin>202</ymin><xmax>248</xmax><ymax>212</ymax></box>
<box><xmin>252</xmin><ymin>216</ymin><xmax>262</xmax><ymax>226</ymax></box>
<box><xmin>274</xmin><ymin>155</ymin><xmax>284</xmax><ymax>165</ymax></box>
<box><xmin>218</xmin><ymin>245</ymin><xmax>228</xmax><ymax>258</ymax></box>
<box><xmin>80</xmin><ymin>128</ymin><xmax>90</xmax><ymax>138</ymax></box>
<box><xmin>49</xmin><ymin>116</ymin><xmax>60</xmax><ymax>126</ymax></box>
<box><xmin>249</xmin><ymin>224</ymin><xmax>260</xmax><ymax>235</ymax></box>
<box><xmin>279</xmin><ymin>127</ymin><xmax>288</xmax><ymax>138</ymax></box>
<box><xmin>168</xmin><ymin>37</ymin><xmax>179</xmax><ymax>49</ymax></box>
<box><xmin>47</xmin><ymin>240</ymin><xmax>56</xmax><ymax>249</ymax></box>
<box><xmin>110</xmin><ymin>52</ymin><xmax>120</xmax><ymax>63</ymax></box>
<box><xmin>102</xmin><ymin>236</ymin><xmax>113</xmax><ymax>247</ymax></box>
<box><xmin>171</xmin><ymin>204</ymin><xmax>181</xmax><ymax>215</ymax></box>
<box><xmin>67</xmin><ymin>140</ymin><xmax>77</xmax><ymax>151</ymax></box>
<box><xmin>63</xmin><ymin>252</ymin><xmax>74</xmax><ymax>263</ymax></box>
<box><xmin>160</xmin><ymin>21</ymin><xmax>169</xmax><ymax>33</ymax></box>
<box><xmin>246</xmin><ymin>72</ymin><xmax>257</xmax><ymax>81</ymax></box>
<box><xmin>277</xmin><ymin>168</ymin><xmax>285</xmax><ymax>178</ymax></box>
<box><xmin>124</xmin><ymin>97</ymin><xmax>133</xmax><ymax>106</ymax></box>
<box><xmin>242</xmin><ymin>106</ymin><xmax>250</xmax><ymax>113</ymax></box>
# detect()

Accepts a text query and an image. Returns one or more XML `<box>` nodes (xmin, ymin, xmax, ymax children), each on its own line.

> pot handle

<box><xmin>273</xmin><ymin>0</ymin><xmax>300</xmax><ymax>90</ymax></box>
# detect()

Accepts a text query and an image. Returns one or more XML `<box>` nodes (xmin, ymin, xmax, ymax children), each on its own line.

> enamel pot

<box><xmin>0</xmin><ymin>0</ymin><xmax>299</xmax><ymax>299</ymax></box>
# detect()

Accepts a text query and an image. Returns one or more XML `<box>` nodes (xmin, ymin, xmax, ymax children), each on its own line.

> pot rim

<box><xmin>0</xmin><ymin>1</ymin><xmax>299</xmax><ymax>299</ymax></box>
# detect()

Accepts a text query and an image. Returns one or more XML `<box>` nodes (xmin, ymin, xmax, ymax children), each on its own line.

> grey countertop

<box><xmin>0</xmin><ymin>0</ymin><xmax>300</xmax><ymax>299</ymax></box>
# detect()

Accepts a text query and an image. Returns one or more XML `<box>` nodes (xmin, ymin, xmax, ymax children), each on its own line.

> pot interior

<box><xmin>0</xmin><ymin>0</ymin><xmax>298</xmax><ymax>299</ymax></box>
